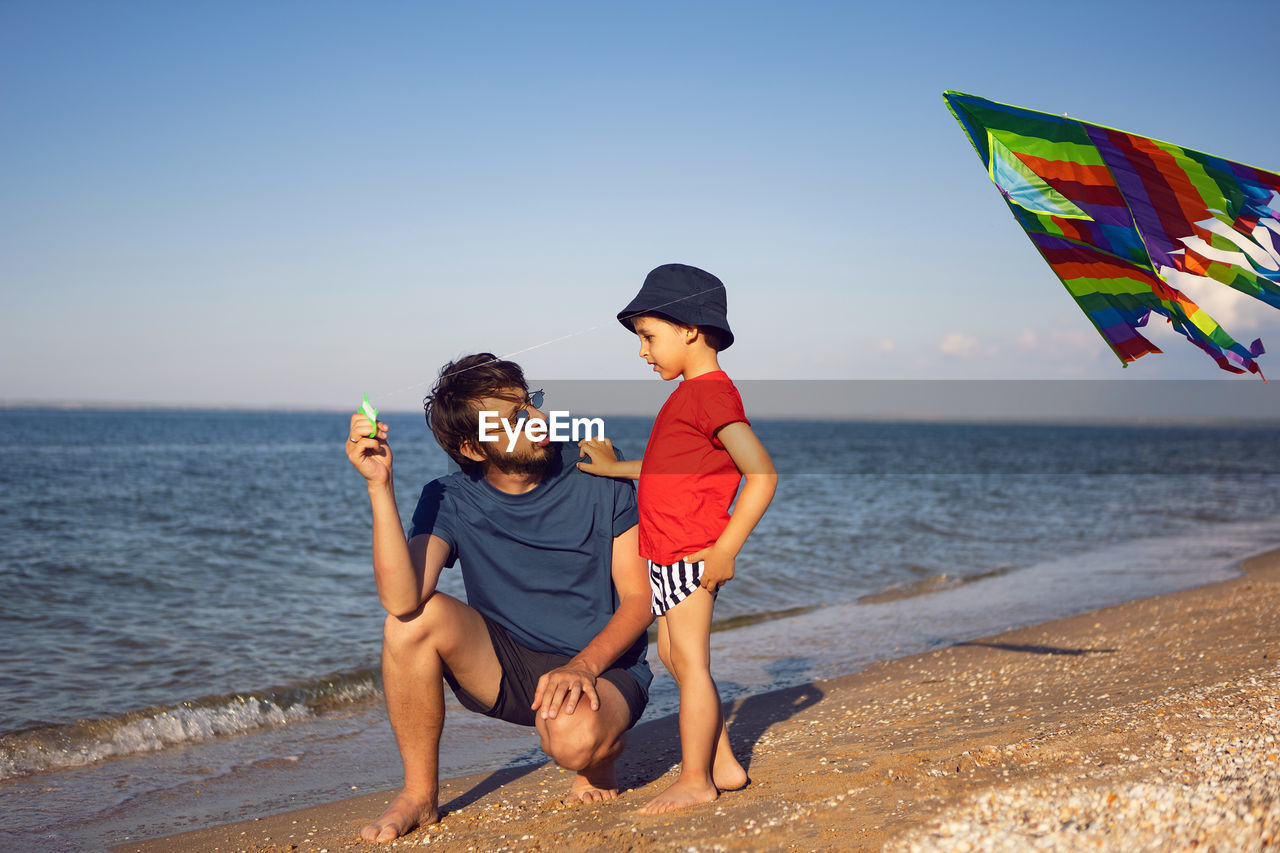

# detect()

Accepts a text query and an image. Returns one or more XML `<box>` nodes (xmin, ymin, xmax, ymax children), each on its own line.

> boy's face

<box><xmin>632</xmin><ymin>315</ymin><xmax>692</xmax><ymax>381</ymax></box>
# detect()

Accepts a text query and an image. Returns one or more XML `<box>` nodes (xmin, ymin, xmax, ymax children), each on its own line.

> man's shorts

<box><xmin>444</xmin><ymin>613</ymin><xmax>648</xmax><ymax>729</ymax></box>
<box><xmin>648</xmin><ymin>558</ymin><xmax>710</xmax><ymax>616</ymax></box>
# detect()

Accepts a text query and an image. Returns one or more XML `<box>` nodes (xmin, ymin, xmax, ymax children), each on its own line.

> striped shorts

<box><xmin>648</xmin><ymin>558</ymin><xmax>709</xmax><ymax>616</ymax></box>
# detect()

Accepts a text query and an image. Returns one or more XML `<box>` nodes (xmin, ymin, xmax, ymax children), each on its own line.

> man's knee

<box><xmin>540</xmin><ymin>709</ymin><xmax>616</xmax><ymax>771</ymax></box>
<box><xmin>382</xmin><ymin>592</ymin><xmax>462</xmax><ymax>654</ymax></box>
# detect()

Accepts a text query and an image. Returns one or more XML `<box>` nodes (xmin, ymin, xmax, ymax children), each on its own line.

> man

<box><xmin>345</xmin><ymin>353</ymin><xmax>652</xmax><ymax>843</ymax></box>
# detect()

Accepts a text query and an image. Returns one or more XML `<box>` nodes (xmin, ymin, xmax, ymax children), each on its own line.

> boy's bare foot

<box><xmin>638</xmin><ymin>778</ymin><xmax>719</xmax><ymax>814</ymax></box>
<box><xmin>713</xmin><ymin>760</ymin><xmax>750</xmax><ymax>792</ymax></box>
<box><xmin>360</xmin><ymin>789</ymin><xmax>439</xmax><ymax>843</ymax></box>
<box><xmin>712</xmin><ymin>746</ymin><xmax>749</xmax><ymax>791</ymax></box>
<box><xmin>561</xmin><ymin>763</ymin><xmax>619</xmax><ymax>805</ymax></box>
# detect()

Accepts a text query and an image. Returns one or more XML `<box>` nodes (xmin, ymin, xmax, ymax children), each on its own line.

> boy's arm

<box><xmin>686</xmin><ymin>421</ymin><xmax>777</xmax><ymax>592</ymax></box>
<box><xmin>576</xmin><ymin>438</ymin><xmax>642</xmax><ymax>480</ymax></box>
<box><xmin>531</xmin><ymin>524</ymin><xmax>653</xmax><ymax>719</ymax></box>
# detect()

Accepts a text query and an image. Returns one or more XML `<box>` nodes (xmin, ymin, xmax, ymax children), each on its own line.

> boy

<box><xmin>578</xmin><ymin>263</ymin><xmax>777</xmax><ymax>814</ymax></box>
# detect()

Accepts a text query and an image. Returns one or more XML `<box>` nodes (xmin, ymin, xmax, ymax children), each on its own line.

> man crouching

<box><xmin>345</xmin><ymin>354</ymin><xmax>652</xmax><ymax>842</ymax></box>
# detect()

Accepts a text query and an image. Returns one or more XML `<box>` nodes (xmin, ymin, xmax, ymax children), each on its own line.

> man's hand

<box><xmin>686</xmin><ymin>544</ymin><xmax>735</xmax><ymax>593</ymax></box>
<box><xmin>347</xmin><ymin>412</ymin><xmax>392</xmax><ymax>485</ymax></box>
<box><xmin>576</xmin><ymin>438</ymin><xmax>619</xmax><ymax>476</ymax></box>
<box><xmin>531</xmin><ymin>660</ymin><xmax>600</xmax><ymax>720</ymax></box>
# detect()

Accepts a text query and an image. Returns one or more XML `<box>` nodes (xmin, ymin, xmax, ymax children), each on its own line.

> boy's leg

<box><xmin>711</xmin><ymin>714</ymin><xmax>748</xmax><ymax>791</ymax></box>
<box><xmin>655</xmin><ymin>610</ymin><xmax>743</xmax><ymax>787</ymax></box>
<box><xmin>639</xmin><ymin>587</ymin><xmax>724</xmax><ymax>815</ymax></box>
<box><xmin>656</xmin><ymin>614</ymin><xmax>675</xmax><ymax>684</ymax></box>
<box><xmin>363</xmin><ymin>592</ymin><xmax>502</xmax><ymax>843</ymax></box>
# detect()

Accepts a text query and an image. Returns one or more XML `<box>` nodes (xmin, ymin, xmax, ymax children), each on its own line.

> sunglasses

<box><xmin>512</xmin><ymin>389</ymin><xmax>545</xmax><ymax>427</ymax></box>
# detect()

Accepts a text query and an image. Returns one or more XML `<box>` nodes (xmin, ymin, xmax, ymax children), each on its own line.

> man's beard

<box><xmin>482</xmin><ymin>439</ymin><xmax>557</xmax><ymax>478</ymax></box>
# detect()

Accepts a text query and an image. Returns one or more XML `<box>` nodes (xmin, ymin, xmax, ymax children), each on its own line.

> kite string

<box><xmin>371</xmin><ymin>324</ymin><xmax>604</xmax><ymax>403</ymax></box>
<box><xmin>366</xmin><ymin>284</ymin><xmax>728</xmax><ymax>404</ymax></box>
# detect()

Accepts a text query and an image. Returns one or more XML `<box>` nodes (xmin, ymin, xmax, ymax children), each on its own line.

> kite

<box><xmin>944</xmin><ymin>91</ymin><xmax>1280</xmax><ymax>377</ymax></box>
<box><xmin>360</xmin><ymin>393</ymin><xmax>379</xmax><ymax>437</ymax></box>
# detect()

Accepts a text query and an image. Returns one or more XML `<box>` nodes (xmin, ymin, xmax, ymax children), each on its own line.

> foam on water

<box><xmin>0</xmin><ymin>673</ymin><xmax>381</xmax><ymax>780</ymax></box>
<box><xmin>0</xmin><ymin>699</ymin><xmax>306</xmax><ymax>780</ymax></box>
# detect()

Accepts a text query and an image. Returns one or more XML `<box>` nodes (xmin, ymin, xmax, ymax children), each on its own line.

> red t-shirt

<box><xmin>637</xmin><ymin>370</ymin><xmax>749</xmax><ymax>564</ymax></box>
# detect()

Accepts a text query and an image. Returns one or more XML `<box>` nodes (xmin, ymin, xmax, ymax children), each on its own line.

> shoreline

<box><xmin>115</xmin><ymin>548</ymin><xmax>1280</xmax><ymax>852</ymax></box>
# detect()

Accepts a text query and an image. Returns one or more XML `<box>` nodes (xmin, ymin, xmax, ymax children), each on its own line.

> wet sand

<box><xmin>115</xmin><ymin>548</ymin><xmax>1280</xmax><ymax>852</ymax></box>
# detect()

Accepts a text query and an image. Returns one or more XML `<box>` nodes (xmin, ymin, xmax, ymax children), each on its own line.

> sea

<box><xmin>2</xmin><ymin>402</ymin><xmax>1279</xmax><ymax>851</ymax></box>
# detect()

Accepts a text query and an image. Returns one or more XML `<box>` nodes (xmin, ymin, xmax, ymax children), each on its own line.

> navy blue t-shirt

<box><xmin>409</xmin><ymin>442</ymin><xmax>650</xmax><ymax>694</ymax></box>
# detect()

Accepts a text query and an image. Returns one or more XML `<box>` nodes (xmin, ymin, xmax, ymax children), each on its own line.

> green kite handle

<box><xmin>361</xmin><ymin>394</ymin><xmax>379</xmax><ymax>438</ymax></box>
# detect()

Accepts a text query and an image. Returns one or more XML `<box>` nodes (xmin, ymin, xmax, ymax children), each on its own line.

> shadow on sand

<box><xmin>443</xmin><ymin>657</ymin><xmax>826</xmax><ymax>810</ymax></box>
<box><xmin>440</xmin><ymin>762</ymin><xmax>547</xmax><ymax>815</ymax></box>
<box><xmin>953</xmin><ymin>640</ymin><xmax>1117</xmax><ymax>656</ymax></box>
<box><xmin>618</xmin><ymin>656</ymin><xmax>825</xmax><ymax>788</ymax></box>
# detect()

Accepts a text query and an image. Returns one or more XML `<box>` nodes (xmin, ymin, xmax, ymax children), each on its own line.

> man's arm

<box><xmin>370</xmin><ymin>484</ymin><xmax>447</xmax><ymax>615</ymax></box>
<box><xmin>531</xmin><ymin>524</ymin><xmax>653</xmax><ymax>719</ymax></box>
<box><xmin>347</xmin><ymin>413</ymin><xmax>448</xmax><ymax>616</ymax></box>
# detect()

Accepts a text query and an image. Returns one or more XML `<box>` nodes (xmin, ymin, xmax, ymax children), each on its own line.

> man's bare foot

<box><xmin>560</xmin><ymin>763</ymin><xmax>619</xmax><ymax>805</ymax></box>
<box><xmin>713</xmin><ymin>754</ymin><xmax>749</xmax><ymax>791</ymax></box>
<box><xmin>638</xmin><ymin>777</ymin><xmax>718</xmax><ymax>815</ymax></box>
<box><xmin>360</xmin><ymin>789</ymin><xmax>439</xmax><ymax>843</ymax></box>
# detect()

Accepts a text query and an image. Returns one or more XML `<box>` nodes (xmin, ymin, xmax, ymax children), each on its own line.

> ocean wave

<box><xmin>0</xmin><ymin>670</ymin><xmax>381</xmax><ymax>780</ymax></box>
<box><xmin>856</xmin><ymin>565</ymin><xmax>1019</xmax><ymax>604</ymax></box>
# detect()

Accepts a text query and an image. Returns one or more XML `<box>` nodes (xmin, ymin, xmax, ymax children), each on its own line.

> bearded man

<box><xmin>345</xmin><ymin>353</ymin><xmax>652</xmax><ymax>842</ymax></box>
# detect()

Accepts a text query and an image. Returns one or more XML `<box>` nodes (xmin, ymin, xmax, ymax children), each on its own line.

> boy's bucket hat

<box><xmin>616</xmin><ymin>264</ymin><xmax>734</xmax><ymax>350</ymax></box>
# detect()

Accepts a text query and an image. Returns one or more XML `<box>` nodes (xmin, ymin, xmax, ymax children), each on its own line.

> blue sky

<box><xmin>3</xmin><ymin>0</ymin><xmax>1279</xmax><ymax>410</ymax></box>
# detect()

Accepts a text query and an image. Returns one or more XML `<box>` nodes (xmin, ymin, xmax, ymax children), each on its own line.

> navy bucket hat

<box><xmin>616</xmin><ymin>264</ymin><xmax>734</xmax><ymax>350</ymax></box>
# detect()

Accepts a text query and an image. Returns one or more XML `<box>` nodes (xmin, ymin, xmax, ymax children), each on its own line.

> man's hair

<box><xmin>423</xmin><ymin>353</ymin><xmax>527</xmax><ymax>474</ymax></box>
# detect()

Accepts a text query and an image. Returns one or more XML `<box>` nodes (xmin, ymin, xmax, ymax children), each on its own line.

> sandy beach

<box><xmin>114</xmin><ymin>548</ymin><xmax>1280</xmax><ymax>852</ymax></box>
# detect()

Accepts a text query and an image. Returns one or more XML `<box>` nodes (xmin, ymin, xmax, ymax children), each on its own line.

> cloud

<box><xmin>938</xmin><ymin>332</ymin><xmax>981</xmax><ymax>356</ymax></box>
<box><xmin>1159</xmin><ymin>268</ymin><xmax>1276</xmax><ymax>332</ymax></box>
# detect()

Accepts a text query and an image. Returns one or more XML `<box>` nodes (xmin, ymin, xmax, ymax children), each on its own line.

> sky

<box><xmin>3</xmin><ymin>0</ymin><xmax>1279</xmax><ymax>412</ymax></box>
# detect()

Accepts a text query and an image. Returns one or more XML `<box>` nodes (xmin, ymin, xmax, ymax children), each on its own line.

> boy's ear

<box><xmin>458</xmin><ymin>440</ymin><xmax>485</xmax><ymax>463</ymax></box>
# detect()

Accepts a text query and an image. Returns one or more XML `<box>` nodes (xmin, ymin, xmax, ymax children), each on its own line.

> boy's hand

<box><xmin>576</xmin><ymin>437</ymin><xmax>618</xmax><ymax>476</ymax></box>
<box><xmin>687</xmin><ymin>544</ymin><xmax>735</xmax><ymax>593</ymax></box>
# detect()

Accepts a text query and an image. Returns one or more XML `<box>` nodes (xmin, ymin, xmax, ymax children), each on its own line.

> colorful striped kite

<box><xmin>944</xmin><ymin>91</ymin><xmax>1280</xmax><ymax>377</ymax></box>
